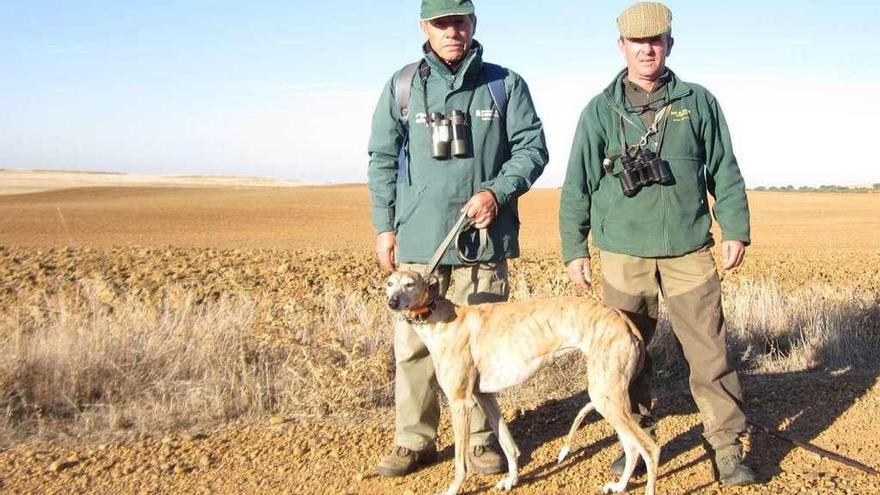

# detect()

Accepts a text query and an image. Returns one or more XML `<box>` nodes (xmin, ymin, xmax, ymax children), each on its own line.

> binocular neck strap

<box><xmin>622</xmin><ymin>102</ymin><xmax>673</xmax><ymax>157</ymax></box>
<box><xmin>419</xmin><ymin>61</ymin><xmax>432</xmax><ymax>125</ymax></box>
<box><xmin>419</xmin><ymin>62</ymin><xmax>478</xmax><ymax>127</ymax></box>
<box><xmin>653</xmin><ymin>103</ymin><xmax>672</xmax><ymax>157</ymax></box>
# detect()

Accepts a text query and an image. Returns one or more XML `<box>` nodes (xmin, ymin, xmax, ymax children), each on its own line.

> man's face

<box><xmin>420</xmin><ymin>14</ymin><xmax>475</xmax><ymax>65</ymax></box>
<box><xmin>618</xmin><ymin>34</ymin><xmax>674</xmax><ymax>81</ymax></box>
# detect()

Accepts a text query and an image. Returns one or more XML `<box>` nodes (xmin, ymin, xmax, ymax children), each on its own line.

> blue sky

<box><xmin>1</xmin><ymin>1</ymin><xmax>879</xmax><ymax>186</ymax></box>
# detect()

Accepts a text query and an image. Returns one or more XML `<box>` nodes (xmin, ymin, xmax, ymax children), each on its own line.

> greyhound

<box><xmin>385</xmin><ymin>269</ymin><xmax>660</xmax><ymax>495</ymax></box>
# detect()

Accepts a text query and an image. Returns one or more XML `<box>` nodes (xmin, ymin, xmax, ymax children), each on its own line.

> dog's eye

<box><xmin>404</xmin><ymin>281</ymin><xmax>415</xmax><ymax>288</ymax></box>
<box><xmin>386</xmin><ymin>281</ymin><xmax>393</xmax><ymax>287</ymax></box>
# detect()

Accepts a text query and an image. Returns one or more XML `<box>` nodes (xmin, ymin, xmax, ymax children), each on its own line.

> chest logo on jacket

<box><xmin>670</xmin><ymin>108</ymin><xmax>691</xmax><ymax>122</ymax></box>
<box><xmin>475</xmin><ymin>108</ymin><xmax>501</xmax><ymax>121</ymax></box>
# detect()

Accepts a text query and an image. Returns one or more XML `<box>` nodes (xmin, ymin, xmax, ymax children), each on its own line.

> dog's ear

<box><xmin>426</xmin><ymin>274</ymin><xmax>441</xmax><ymax>299</ymax></box>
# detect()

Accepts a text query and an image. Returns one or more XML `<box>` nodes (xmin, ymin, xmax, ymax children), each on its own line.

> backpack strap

<box><xmin>390</xmin><ymin>60</ymin><xmax>508</xmax><ymax>186</ymax></box>
<box><xmin>482</xmin><ymin>63</ymin><xmax>508</xmax><ymax>120</ymax></box>
<box><xmin>391</xmin><ymin>61</ymin><xmax>423</xmax><ymax>186</ymax></box>
<box><xmin>393</xmin><ymin>61</ymin><xmax>422</xmax><ymax>123</ymax></box>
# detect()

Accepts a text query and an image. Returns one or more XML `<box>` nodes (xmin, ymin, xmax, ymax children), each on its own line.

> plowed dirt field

<box><xmin>1</xmin><ymin>172</ymin><xmax>879</xmax><ymax>494</ymax></box>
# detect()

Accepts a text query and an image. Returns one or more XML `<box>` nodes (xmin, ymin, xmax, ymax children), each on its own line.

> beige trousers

<box><xmin>600</xmin><ymin>248</ymin><xmax>747</xmax><ymax>451</ymax></box>
<box><xmin>393</xmin><ymin>261</ymin><xmax>510</xmax><ymax>451</ymax></box>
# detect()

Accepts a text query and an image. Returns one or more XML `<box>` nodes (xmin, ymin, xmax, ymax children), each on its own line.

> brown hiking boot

<box><xmin>715</xmin><ymin>446</ymin><xmax>757</xmax><ymax>486</ymax></box>
<box><xmin>377</xmin><ymin>446</ymin><xmax>438</xmax><ymax>477</ymax></box>
<box><xmin>468</xmin><ymin>444</ymin><xmax>506</xmax><ymax>474</ymax></box>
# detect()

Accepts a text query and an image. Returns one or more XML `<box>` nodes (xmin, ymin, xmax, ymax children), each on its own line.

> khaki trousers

<box><xmin>393</xmin><ymin>261</ymin><xmax>510</xmax><ymax>451</ymax></box>
<box><xmin>600</xmin><ymin>248</ymin><xmax>747</xmax><ymax>451</ymax></box>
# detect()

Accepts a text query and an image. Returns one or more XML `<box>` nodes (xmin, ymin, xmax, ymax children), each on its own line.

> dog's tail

<box><xmin>615</xmin><ymin>309</ymin><xmax>646</xmax><ymax>377</ymax></box>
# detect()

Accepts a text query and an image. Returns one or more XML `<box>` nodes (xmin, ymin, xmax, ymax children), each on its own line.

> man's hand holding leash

<box><xmin>462</xmin><ymin>189</ymin><xmax>498</xmax><ymax>229</ymax></box>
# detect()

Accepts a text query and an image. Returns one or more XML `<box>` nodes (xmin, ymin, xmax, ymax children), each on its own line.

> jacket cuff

<box><xmin>371</xmin><ymin>208</ymin><xmax>394</xmax><ymax>234</ymax></box>
<box><xmin>721</xmin><ymin>233</ymin><xmax>751</xmax><ymax>246</ymax></box>
<box><xmin>482</xmin><ymin>183</ymin><xmax>513</xmax><ymax>206</ymax></box>
<box><xmin>562</xmin><ymin>239</ymin><xmax>591</xmax><ymax>266</ymax></box>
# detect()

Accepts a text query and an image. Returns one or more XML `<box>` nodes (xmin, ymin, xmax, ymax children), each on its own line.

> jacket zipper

<box><xmin>609</xmin><ymin>97</ymin><xmax>678</xmax><ymax>253</ymax></box>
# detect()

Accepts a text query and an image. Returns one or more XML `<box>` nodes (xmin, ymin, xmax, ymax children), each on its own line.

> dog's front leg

<box><xmin>441</xmin><ymin>399</ymin><xmax>472</xmax><ymax>495</ymax></box>
<box><xmin>474</xmin><ymin>392</ymin><xmax>519</xmax><ymax>490</ymax></box>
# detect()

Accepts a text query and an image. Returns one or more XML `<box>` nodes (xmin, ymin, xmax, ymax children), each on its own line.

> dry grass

<box><xmin>2</xmin><ymin>257</ymin><xmax>877</xmax><ymax>444</ymax></box>
<box><xmin>725</xmin><ymin>280</ymin><xmax>880</xmax><ymax>372</ymax></box>
<box><xmin>0</xmin><ymin>279</ymin><xmax>275</xmax><ymax>443</ymax></box>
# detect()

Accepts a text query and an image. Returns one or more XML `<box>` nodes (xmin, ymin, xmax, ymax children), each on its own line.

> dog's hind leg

<box><xmin>598</xmin><ymin>412</ymin><xmax>658</xmax><ymax>495</ymax></box>
<box><xmin>628</xmin><ymin>418</ymin><xmax>659</xmax><ymax>495</ymax></box>
<box><xmin>598</xmin><ymin>422</ymin><xmax>640</xmax><ymax>494</ymax></box>
<box><xmin>589</xmin><ymin>340</ymin><xmax>660</xmax><ymax>495</ymax></box>
<box><xmin>474</xmin><ymin>392</ymin><xmax>519</xmax><ymax>490</ymax></box>
<box><xmin>557</xmin><ymin>401</ymin><xmax>595</xmax><ymax>464</ymax></box>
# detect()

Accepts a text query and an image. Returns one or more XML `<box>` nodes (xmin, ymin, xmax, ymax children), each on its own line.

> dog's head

<box><xmin>385</xmin><ymin>270</ymin><xmax>440</xmax><ymax>313</ymax></box>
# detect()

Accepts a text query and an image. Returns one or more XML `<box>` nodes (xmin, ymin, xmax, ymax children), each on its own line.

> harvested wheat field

<box><xmin>0</xmin><ymin>171</ymin><xmax>879</xmax><ymax>494</ymax></box>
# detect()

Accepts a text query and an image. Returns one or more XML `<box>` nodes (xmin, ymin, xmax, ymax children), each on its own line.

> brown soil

<box><xmin>3</xmin><ymin>184</ymin><xmax>880</xmax><ymax>254</ymax></box>
<box><xmin>1</xmin><ymin>180</ymin><xmax>879</xmax><ymax>494</ymax></box>
<box><xmin>2</xmin><ymin>374</ymin><xmax>879</xmax><ymax>494</ymax></box>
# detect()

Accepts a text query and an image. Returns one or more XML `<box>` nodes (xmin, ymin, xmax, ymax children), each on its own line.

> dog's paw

<box><xmin>557</xmin><ymin>445</ymin><xmax>571</xmax><ymax>465</ymax></box>
<box><xmin>494</xmin><ymin>476</ymin><xmax>518</xmax><ymax>491</ymax></box>
<box><xmin>600</xmin><ymin>481</ymin><xmax>626</xmax><ymax>494</ymax></box>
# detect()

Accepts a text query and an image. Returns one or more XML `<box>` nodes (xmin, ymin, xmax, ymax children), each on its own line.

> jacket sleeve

<box><xmin>480</xmin><ymin>73</ymin><xmax>549</xmax><ymax>206</ymax></box>
<box><xmin>367</xmin><ymin>77</ymin><xmax>406</xmax><ymax>234</ymax></box>
<box><xmin>702</xmin><ymin>95</ymin><xmax>751</xmax><ymax>245</ymax></box>
<box><xmin>560</xmin><ymin>102</ymin><xmax>605</xmax><ymax>264</ymax></box>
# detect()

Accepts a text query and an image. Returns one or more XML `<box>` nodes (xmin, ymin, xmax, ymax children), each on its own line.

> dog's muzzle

<box><xmin>387</xmin><ymin>295</ymin><xmax>401</xmax><ymax>310</ymax></box>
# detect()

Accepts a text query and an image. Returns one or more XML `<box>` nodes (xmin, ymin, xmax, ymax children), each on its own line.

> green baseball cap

<box><xmin>420</xmin><ymin>0</ymin><xmax>475</xmax><ymax>21</ymax></box>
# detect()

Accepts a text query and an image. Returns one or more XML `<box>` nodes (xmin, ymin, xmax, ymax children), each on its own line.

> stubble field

<box><xmin>0</xmin><ymin>171</ymin><xmax>878</xmax><ymax>494</ymax></box>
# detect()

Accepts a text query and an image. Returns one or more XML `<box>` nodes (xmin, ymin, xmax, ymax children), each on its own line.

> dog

<box><xmin>385</xmin><ymin>269</ymin><xmax>659</xmax><ymax>495</ymax></box>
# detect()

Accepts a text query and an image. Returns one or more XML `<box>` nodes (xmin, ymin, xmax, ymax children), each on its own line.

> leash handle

<box><xmin>424</xmin><ymin>212</ymin><xmax>486</xmax><ymax>276</ymax></box>
<box><xmin>456</xmin><ymin>225</ymin><xmax>488</xmax><ymax>264</ymax></box>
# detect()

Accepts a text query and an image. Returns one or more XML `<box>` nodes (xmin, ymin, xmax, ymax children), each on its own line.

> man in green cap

<box><xmin>559</xmin><ymin>1</ymin><xmax>757</xmax><ymax>487</ymax></box>
<box><xmin>367</xmin><ymin>0</ymin><xmax>548</xmax><ymax>478</ymax></box>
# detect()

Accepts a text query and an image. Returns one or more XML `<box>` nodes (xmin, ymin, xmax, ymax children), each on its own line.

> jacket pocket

<box><xmin>394</xmin><ymin>184</ymin><xmax>427</xmax><ymax>229</ymax></box>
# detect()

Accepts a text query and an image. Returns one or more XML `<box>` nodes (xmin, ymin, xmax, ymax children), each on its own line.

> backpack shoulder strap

<box><xmin>482</xmin><ymin>63</ymin><xmax>509</xmax><ymax>120</ymax></box>
<box><xmin>393</xmin><ymin>61</ymin><xmax>422</xmax><ymax>123</ymax></box>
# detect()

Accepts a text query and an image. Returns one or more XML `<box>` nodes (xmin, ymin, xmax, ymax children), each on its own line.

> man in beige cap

<box><xmin>559</xmin><ymin>1</ymin><xmax>757</xmax><ymax>487</ymax></box>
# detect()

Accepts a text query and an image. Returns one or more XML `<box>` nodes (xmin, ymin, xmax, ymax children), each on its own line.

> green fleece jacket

<box><xmin>368</xmin><ymin>41</ymin><xmax>548</xmax><ymax>265</ymax></box>
<box><xmin>559</xmin><ymin>69</ymin><xmax>750</xmax><ymax>264</ymax></box>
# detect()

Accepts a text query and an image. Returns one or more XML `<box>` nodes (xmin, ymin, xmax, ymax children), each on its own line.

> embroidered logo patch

<box><xmin>475</xmin><ymin>109</ymin><xmax>500</xmax><ymax>121</ymax></box>
<box><xmin>670</xmin><ymin>108</ymin><xmax>691</xmax><ymax>122</ymax></box>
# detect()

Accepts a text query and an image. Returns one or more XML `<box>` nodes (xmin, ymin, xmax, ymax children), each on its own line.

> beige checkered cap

<box><xmin>617</xmin><ymin>2</ymin><xmax>672</xmax><ymax>38</ymax></box>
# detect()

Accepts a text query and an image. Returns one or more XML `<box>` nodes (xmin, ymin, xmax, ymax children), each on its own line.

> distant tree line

<box><xmin>749</xmin><ymin>184</ymin><xmax>880</xmax><ymax>193</ymax></box>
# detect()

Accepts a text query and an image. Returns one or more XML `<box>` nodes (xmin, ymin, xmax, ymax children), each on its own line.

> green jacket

<box><xmin>559</xmin><ymin>69</ymin><xmax>750</xmax><ymax>264</ymax></box>
<box><xmin>368</xmin><ymin>41</ymin><xmax>548</xmax><ymax>265</ymax></box>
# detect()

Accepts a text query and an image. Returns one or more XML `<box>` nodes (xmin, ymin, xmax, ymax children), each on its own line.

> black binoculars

<box><xmin>428</xmin><ymin>110</ymin><xmax>469</xmax><ymax>159</ymax></box>
<box><xmin>617</xmin><ymin>149</ymin><xmax>674</xmax><ymax>197</ymax></box>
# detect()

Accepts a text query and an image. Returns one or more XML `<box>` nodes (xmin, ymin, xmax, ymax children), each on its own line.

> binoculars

<box><xmin>428</xmin><ymin>110</ymin><xmax>470</xmax><ymax>159</ymax></box>
<box><xmin>615</xmin><ymin>149</ymin><xmax>674</xmax><ymax>197</ymax></box>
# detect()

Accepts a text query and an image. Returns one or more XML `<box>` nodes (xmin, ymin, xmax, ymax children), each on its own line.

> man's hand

<box><xmin>376</xmin><ymin>231</ymin><xmax>398</xmax><ymax>274</ymax></box>
<box><xmin>566</xmin><ymin>257</ymin><xmax>592</xmax><ymax>289</ymax></box>
<box><xmin>721</xmin><ymin>240</ymin><xmax>746</xmax><ymax>271</ymax></box>
<box><xmin>462</xmin><ymin>190</ymin><xmax>498</xmax><ymax>229</ymax></box>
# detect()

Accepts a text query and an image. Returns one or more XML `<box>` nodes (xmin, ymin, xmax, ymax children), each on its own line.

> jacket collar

<box><xmin>422</xmin><ymin>40</ymin><xmax>484</xmax><ymax>90</ymax></box>
<box><xmin>604</xmin><ymin>67</ymin><xmax>692</xmax><ymax>114</ymax></box>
